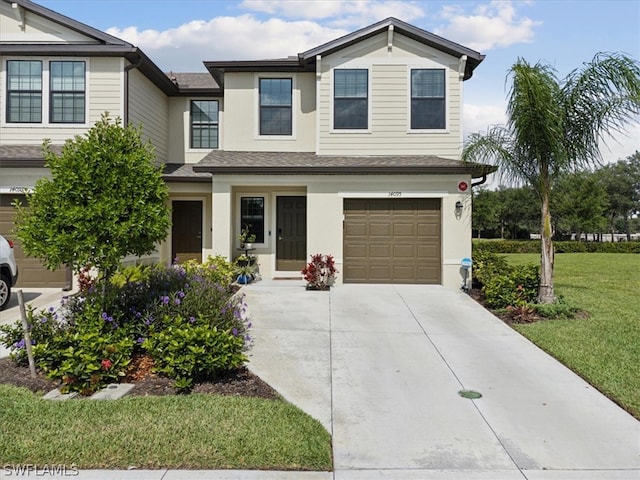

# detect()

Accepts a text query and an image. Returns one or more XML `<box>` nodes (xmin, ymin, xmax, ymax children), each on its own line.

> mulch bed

<box><xmin>0</xmin><ymin>354</ymin><xmax>280</xmax><ymax>400</ymax></box>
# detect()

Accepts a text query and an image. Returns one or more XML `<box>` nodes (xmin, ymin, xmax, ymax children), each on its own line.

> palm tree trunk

<box><xmin>539</xmin><ymin>193</ymin><xmax>555</xmax><ymax>303</ymax></box>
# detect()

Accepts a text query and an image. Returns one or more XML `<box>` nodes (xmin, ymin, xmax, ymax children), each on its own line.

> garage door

<box><xmin>0</xmin><ymin>195</ymin><xmax>70</xmax><ymax>288</ymax></box>
<box><xmin>343</xmin><ymin>198</ymin><xmax>441</xmax><ymax>284</ymax></box>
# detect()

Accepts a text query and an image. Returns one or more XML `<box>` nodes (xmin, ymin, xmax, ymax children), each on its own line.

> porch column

<box><xmin>211</xmin><ymin>178</ymin><xmax>232</xmax><ymax>260</ymax></box>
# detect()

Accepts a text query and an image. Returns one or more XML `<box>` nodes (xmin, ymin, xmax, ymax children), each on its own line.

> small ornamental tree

<box><xmin>15</xmin><ymin>114</ymin><xmax>170</xmax><ymax>281</ymax></box>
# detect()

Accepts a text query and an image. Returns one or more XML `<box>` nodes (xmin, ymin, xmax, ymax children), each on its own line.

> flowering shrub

<box><xmin>302</xmin><ymin>254</ymin><xmax>338</xmax><ymax>290</ymax></box>
<box><xmin>0</xmin><ymin>258</ymin><xmax>251</xmax><ymax>395</ymax></box>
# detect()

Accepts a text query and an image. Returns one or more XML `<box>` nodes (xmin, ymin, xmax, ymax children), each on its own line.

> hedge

<box><xmin>473</xmin><ymin>240</ymin><xmax>640</xmax><ymax>254</ymax></box>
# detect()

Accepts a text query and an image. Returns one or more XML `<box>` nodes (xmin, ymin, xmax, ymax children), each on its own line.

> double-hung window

<box><xmin>6</xmin><ymin>60</ymin><xmax>42</xmax><ymax>123</ymax></box>
<box><xmin>334</xmin><ymin>69</ymin><xmax>368</xmax><ymax>129</ymax></box>
<box><xmin>240</xmin><ymin>197</ymin><xmax>265</xmax><ymax>244</ymax></box>
<box><xmin>50</xmin><ymin>61</ymin><xmax>86</xmax><ymax>123</ymax></box>
<box><xmin>259</xmin><ymin>78</ymin><xmax>292</xmax><ymax>136</ymax></box>
<box><xmin>190</xmin><ymin>100</ymin><xmax>219</xmax><ymax>149</ymax></box>
<box><xmin>410</xmin><ymin>69</ymin><xmax>446</xmax><ymax>130</ymax></box>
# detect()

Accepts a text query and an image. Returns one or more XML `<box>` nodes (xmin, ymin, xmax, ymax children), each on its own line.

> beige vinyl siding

<box><xmin>128</xmin><ymin>68</ymin><xmax>169</xmax><ymax>163</ymax></box>
<box><xmin>88</xmin><ymin>57</ymin><xmax>122</xmax><ymax>122</ymax></box>
<box><xmin>222</xmin><ymin>72</ymin><xmax>316</xmax><ymax>152</ymax></box>
<box><xmin>0</xmin><ymin>57</ymin><xmax>123</xmax><ymax>144</ymax></box>
<box><xmin>318</xmin><ymin>32</ymin><xmax>463</xmax><ymax>158</ymax></box>
<box><xmin>0</xmin><ymin>1</ymin><xmax>99</xmax><ymax>43</ymax></box>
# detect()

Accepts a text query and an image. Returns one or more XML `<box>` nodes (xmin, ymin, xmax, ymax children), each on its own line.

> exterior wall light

<box><xmin>455</xmin><ymin>201</ymin><xmax>464</xmax><ymax>214</ymax></box>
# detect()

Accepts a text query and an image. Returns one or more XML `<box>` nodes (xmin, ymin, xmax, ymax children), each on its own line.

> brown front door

<box><xmin>171</xmin><ymin>200</ymin><xmax>202</xmax><ymax>263</ymax></box>
<box><xmin>276</xmin><ymin>196</ymin><xmax>306</xmax><ymax>271</ymax></box>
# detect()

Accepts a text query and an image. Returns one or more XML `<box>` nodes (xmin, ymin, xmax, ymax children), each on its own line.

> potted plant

<box><xmin>238</xmin><ymin>225</ymin><xmax>256</xmax><ymax>249</ymax></box>
<box><xmin>302</xmin><ymin>254</ymin><xmax>338</xmax><ymax>290</ymax></box>
<box><xmin>235</xmin><ymin>263</ymin><xmax>255</xmax><ymax>284</ymax></box>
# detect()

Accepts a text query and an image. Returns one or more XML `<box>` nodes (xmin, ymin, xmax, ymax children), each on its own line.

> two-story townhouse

<box><xmin>196</xmin><ymin>18</ymin><xmax>492</xmax><ymax>288</ymax></box>
<box><xmin>1</xmin><ymin>0</ymin><xmax>494</xmax><ymax>291</ymax></box>
<box><xmin>0</xmin><ymin>0</ymin><xmax>220</xmax><ymax>288</ymax></box>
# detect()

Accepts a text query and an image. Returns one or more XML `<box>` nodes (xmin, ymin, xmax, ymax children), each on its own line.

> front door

<box><xmin>276</xmin><ymin>196</ymin><xmax>307</xmax><ymax>271</ymax></box>
<box><xmin>172</xmin><ymin>200</ymin><xmax>202</xmax><ymax>263</ymax></box>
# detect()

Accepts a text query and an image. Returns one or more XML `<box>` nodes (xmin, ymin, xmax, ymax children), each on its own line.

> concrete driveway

<box><xmin>244</xmin><ymin>282</ymin><xmax>640</xmax><ymax>480</ymax></box>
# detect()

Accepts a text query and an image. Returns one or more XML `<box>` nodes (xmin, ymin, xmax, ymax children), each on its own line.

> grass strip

<box><xmin>0</xmin><ymin>386</ymin><xmax>332</xmax><ymax>470</ymax></box>
<box><xmin>504</xmin><ymin>253</ymin><xmax>640</xmax><ymax>418</ymax></box>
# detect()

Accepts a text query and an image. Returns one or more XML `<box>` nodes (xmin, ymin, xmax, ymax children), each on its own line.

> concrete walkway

<box><xmin>244</xmin><ymin>282</ymin><xmax>640</xmax><ymax>480</ymax></box>
<box><xmin>1</xmin><ymin>282</ymin><xmax>638</xmax><ymax>479</ymax></box>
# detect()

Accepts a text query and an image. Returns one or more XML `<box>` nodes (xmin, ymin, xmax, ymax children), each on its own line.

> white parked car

<box><xmin>0</xmin><ymin>234</ymin><xmax>19</xmax><ymax>310</ymax></box>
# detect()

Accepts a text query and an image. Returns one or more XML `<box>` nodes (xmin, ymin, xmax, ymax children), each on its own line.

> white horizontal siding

<box><xmin>128</xmin><ymin>68</ymin><xmax>169</xmax><ymax>163</ymax></box>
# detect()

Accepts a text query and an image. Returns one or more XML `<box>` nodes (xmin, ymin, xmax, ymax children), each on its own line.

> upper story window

<box><xmin>334</xmin><ymin>69</ymin><xmax>368</xmax><ymax>129</ymax></box>
<box><xmin>190</xmin><ymin>100</ymin><xmax>219</xmax><ymax>149</ymax></box>
<box><xmin>50</xmin><ymin>61</ymin><xmax>86</xmax><ymax>123</ymax></box>
<box><xmin>6</xmin><ymin>60</ymin><xmax>42</xmax><ymax>123</ymax></box>
<box><xmin>411</xmin><ymin>69</ymin><xmax>446</xmax><ymax>130</ymax></box>
<box><xmin>259</xmin><ymin>78</ymin><xmax>292</xmax><ymax>136</ymax></box>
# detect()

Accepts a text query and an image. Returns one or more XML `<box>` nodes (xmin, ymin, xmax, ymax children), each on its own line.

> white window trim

<box><xmin>1</xmin><ymin>57</ymin><xmax>91</xmax><ymax>128</ymax></box>
<box><xmin>185</xmin><ymin>97</ymin><xmax>221</xmax><ymax>152</ymax></box>
<box><xmin>406</xmin><ymin>65</ymin><xmax>449</xmax><ymax>134</ymax></box>
<box><xmin>329</xmin><ymin>67</ymin><xmax>372</xmax><ymax>134</ymax></box>
<box><xmin>235</xmin><ymin>193</ymin><xmax>270</xmax><ymax>250</ymax></box>
<box><xmin>254</xmin><ymin>73</ymin><xmax>297</xmax><ymax>141</ymax></box>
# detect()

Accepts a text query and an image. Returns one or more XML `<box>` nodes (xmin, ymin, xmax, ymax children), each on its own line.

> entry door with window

<box><xmin>276</xmin><ymin>196</ymin><xmax>307</xmax><ymax>271</ymax></box>
<box><xmin>172</xmin><ymin>200</ymin><xmax>202</xmax><ymax>263</ymax></box>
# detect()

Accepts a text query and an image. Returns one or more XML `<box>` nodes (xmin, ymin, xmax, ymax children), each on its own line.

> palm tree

<box><xmin>463</xmin><ymin>53</ymin><xmax>640</xmax><ymax>303</ymax></box>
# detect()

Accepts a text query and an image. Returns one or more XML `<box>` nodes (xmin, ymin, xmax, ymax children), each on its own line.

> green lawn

<box><xmin>0</xmin><ymin>386</ymin><xmax>332</xmax><ymax>470</ymax></box>
<box><xmin>504</xmin><ymin>253</ymin><xmax>640</xmax><ymax>418</ymax></box>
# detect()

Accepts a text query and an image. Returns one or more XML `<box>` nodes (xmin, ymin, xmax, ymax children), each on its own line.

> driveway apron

<box><xmin>245</xmin><ymin>283</ymin><xmax>640</xmax><ymax>480</ymax></box>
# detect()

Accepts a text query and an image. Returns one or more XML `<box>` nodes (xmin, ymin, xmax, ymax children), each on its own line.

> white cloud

<box><xmin>463</xmin><ymin>103</ymin><xmax>507</xmax><ymax>138</ymax></box>
<box><xmin>240</xmin><ymin>0</ymin><xmax>425</xmax><ymax>27</ymax></box>
<box><xmin>107</xmin><ymin>15</ymin><xmax>346</xmax><ymax>71</ymax></box>
<box><xmin>434</xmin><ymin>0</ymin><xmax>541</xmax><ymax>52</ymax></box>
<box><xmin>598</xmin><ymin>122</ymin><xmax>640</xmax><ymax>164</ymax></box>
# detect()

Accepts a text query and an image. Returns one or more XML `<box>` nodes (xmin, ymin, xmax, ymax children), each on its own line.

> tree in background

<box><xmin>463</xmin><ymin>53</ymin><xmax>640</xmax><ymax>303</ymax></box>
<box><xmin>551</xmin><ymin>171</ymin><xmax>609</xmax><ymax>240</ymax></box>
<box><xmin>597</xmin><ymin>152</ymin><xmax>640</xmax><ymax>240</ymax></box>
<box><xmin>15</xmin><ymin>114</ymin><xmax>170</xmax><ymax>281</ymax></box>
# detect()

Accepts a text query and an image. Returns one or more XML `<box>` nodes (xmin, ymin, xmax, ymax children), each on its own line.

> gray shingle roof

<box><xmin>0</xmin><ymin>144</ymin><xmax>63</xmax><ymax>167</ymax></box>
<box><xmin>194</xmin><ymin>151</ymin><xmax>495</xmax><ymax>177</ymax></box>
<box><xmin>166</xmin><ymin>72</ymin><xmax>220</xmax><ymax>91</ymax></box>
<box><xmin>161</xmin><ymin>163</ymin><xmax>212</xmax><ymax>183</ymax></box>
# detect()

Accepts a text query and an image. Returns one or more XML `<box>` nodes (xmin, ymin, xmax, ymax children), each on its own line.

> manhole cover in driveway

<box><xmin>458</xmin><ymin>389</ymin><xmax>482</xmax><ymax>399</ymax></box>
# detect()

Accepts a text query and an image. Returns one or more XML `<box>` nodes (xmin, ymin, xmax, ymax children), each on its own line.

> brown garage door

<box><xmin>343</xmin><ymin>198</ymin><xmax>441</xmax><ymax>284</ymax></box>
<box><xmin>0</xmin><ymin>195</ymin><xmax>70</xmax><ymax>288</ymax></box>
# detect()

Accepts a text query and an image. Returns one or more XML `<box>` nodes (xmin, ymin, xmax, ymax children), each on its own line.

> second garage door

<box><xmin>343</xmin><ymin>198</ymin><xmax>441</xmax><ymax>284</ymax></box>
<box><xmin>0</xmin><ymin>195</ymin><xmax>71</xmax><ymax>288</ymax></box>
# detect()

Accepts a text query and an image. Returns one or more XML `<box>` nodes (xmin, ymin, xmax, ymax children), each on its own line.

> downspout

<box><xmin>123</xmin><ymin>55</ymin><xmax>142</xmax><ymax>126</ymax></box>
<box><xmin>471</xmin><ymin>175</ymin><xmax>487</xmax><ymax>188</ymax></box>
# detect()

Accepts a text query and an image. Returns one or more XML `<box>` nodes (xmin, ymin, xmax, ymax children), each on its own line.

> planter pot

<box><xmin>237</xmin><ymin>274</ymin><xmax>251</xmax><ymax>285</ymax></box>
<box><xmin>244</xmin><ymin>243</ymin><xmax>253</xmax><ymax>250</ymax></box>
<box><xmin>306</xmin><ymin>284</ymin><xmax>330</xmax><ymax>291</ymax></box>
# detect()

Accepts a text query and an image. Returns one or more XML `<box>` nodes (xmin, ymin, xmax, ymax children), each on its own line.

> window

<box><xmin>411</xmin><ymin>69</ymin><xmax>446</xmax><ymax>129</ymax></box>
<box><xmin>259</xmin><ymin>78</ymin><xmax>292</xmax><ymax>135</ymax></box>
<box><xmin>334</xmin><ymin>69</ymin><xmax>368</xmax><ymax>129</ymax></box>
<box><xmin>50</xmin><ymin>61</ymin><xmax>85</xmax><ymax>123</ymax></box>
<box><xmin>240</xmin><ymin>197</ymin><xmax>265</xmax><ymax>243</ymax></box>
<box><xmin>190</xmin><ymin>100</ymin><xmax>219</xmax><ymax>149</ymax></box>
<box><xmin>6</xmin><ymin>60</ymin><xmax>42</xmax><ymax>123</ymax></box>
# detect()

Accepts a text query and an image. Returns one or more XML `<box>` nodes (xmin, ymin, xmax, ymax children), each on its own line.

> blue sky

<box><xmin>36</xmin><ymin>0</ymin><xmax>640</xmax><ymax>163</ymax></box>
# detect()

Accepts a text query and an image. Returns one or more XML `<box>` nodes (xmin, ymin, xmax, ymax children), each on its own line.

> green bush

<box><xmin>481</xmin><ymin>263</ymin><xmax>539</xmax><ymax>309</ymax></box>
<box><xmin>143</xmin><ymin>315</ymin><xmax>247</xmax><ymax>393</ymax></box>
<box><xmin>471</xmin><ymin>249</ymin><xmax>511</xmax><ymax>287</ymax></box>
<box><xmin>473</xmin><ymin>239</ymin><xmax>640</xmax><ymax>254</ymax></box>
<box><xmin>0</xmin><ymin>260</ymin><xmax>251</xmax><ymax>395</ymax></box>
<box><xmin>34</xmin><ymin>331</ymin><xmax>134</xmax><ymax>395</ymax></box>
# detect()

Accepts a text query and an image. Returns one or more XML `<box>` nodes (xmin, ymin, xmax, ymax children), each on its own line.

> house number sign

<box><xmin>388</xmin><ymin>191</ymin><xmax>402</xmax><ymax>197</ymax></box>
